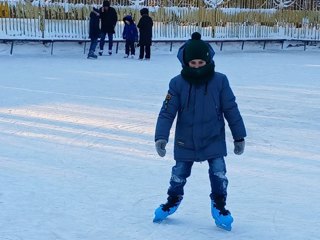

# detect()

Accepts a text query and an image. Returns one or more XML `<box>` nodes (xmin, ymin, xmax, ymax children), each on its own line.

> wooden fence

<box><xmin>0</xmin><ymin>0</ymin><xmax>319</xmax><ymax>40</ymax></box>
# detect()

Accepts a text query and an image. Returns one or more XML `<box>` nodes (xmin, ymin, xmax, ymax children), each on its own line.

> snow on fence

<box><xmin>0</xmin><ymin>0</ymin><xmax>319</xmax><ymax>40</ymax></box>
<box><xmin>1</xmin><ymin>18</ymin><xmax>320</xmax><ymax>40</ymax></box>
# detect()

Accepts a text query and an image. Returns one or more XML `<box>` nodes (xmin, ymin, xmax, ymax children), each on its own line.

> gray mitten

<box><xmin>155</xmin><ymin>139</ymin><xmax>167</xmax><ymax>157</ymax></box>
<box><xmin>234</xmin><ymin>139</ymin><xmax>245</xmax><ymax>155</ymax></box>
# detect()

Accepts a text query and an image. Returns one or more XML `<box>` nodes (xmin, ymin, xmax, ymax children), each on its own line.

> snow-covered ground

<box><xmin>0</xmin><ymin>41</ymin><xmax>319</xmax><ymax>240</ymax></box>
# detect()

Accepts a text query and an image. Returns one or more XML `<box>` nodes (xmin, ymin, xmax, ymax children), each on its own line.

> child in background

<box><xmin>87</xmin><ymin>7</ymin><xmax>100</xmax><ymax>59</ymax></box>
<box><xmin>122</xmin><ymin>15</ymin><xmax>138</xmax><ymax>58</ymax></box>
<box><xmin>153</xmin><ymin>32</ymin><xmax>246</xmax><ymax>231</ymax></box>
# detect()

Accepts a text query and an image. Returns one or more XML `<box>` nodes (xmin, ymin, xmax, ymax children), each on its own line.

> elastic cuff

<box><xmin>234</xmin><ymin>138</ymin><xmax>244</xmax><ymax>142</ymax></box>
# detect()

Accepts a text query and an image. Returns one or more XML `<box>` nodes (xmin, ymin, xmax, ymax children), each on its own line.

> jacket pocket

<box><xmin>175</xmin><ymin>122</ymin><xmax>194</xmax><ymax>149</ymax></box>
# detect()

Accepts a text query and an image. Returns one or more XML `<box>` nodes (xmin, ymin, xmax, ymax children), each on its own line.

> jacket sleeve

<box><xmin>89</xmin><ymin>12</ymin><xmax>93</xmax><ymax>36</ymax></box>
<box><xmin>122</xmin><ymin>25</ymin><xmax>126</xmax><ymax>39</ymax></box>
<box><xmin>137</xmin><ymin>19</ymin><xmax>141</xmax><ymax>29</ymax></box>
<box><xmin>220</xmin><ymin>75</ymin><xmax>247</xmax><ymax>140</ymax></box>
<box><xmin>115</xmin><ymin>11</ymin><xmax>118</xmax><ymax>24</ymax></box>
<box><xmin>155</xmin><ymin>78</ymin><xmax>180</xmax><ymax>142</ymax></box>
<box><xmin>137</xmin><ymin>17</ymin><xmax>146</xmax><ymax>29</ymax></box>
<box><xmin>134</xmin><ymin>25</ymin><xmax>138</xmax><ymax>42</ymax></box>
<box><xmin>112</xmin><ymin>8</ymin><xmax>118</xmax><ymax>26</ymax></box>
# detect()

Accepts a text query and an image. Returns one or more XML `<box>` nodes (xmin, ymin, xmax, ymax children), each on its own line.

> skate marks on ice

<box><xmin>234</xmin><ymin>84</ymin><xmax>320</xmax><ymax>164</ymax></box>
<box><xmin>0</xmin><ymin>84</ymin><xmax>157</xmax><ymax>108</ymax></box>
<box><xmin>0</xmin><ymin>103</ymin><xmax>156</xmax><ymax>160</ymax></box>
<box><xmin>0</xmin><ymin>235</ymin><xmax>23</xmax><ymax>240</ymax></box>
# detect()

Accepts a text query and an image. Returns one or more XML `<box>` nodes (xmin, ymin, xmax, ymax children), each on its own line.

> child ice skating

<box><xmin>153</xmin><ymin>32</ymin><xmax>247</xmax><ymax>231</ymax></box>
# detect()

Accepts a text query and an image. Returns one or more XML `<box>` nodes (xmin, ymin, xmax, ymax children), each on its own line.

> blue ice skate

<box><xmin>211</xmin><ymin>200</ymin><xmax>234</xmax><ymax>231</ymax></box>
<box><xmin>153</xmin><ymin>196</ymin><xmax>182</xmax><ymax>223</ymax></box>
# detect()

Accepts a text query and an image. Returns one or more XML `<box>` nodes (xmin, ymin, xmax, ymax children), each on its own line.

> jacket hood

<box><xmin>123</xmin><ymin>15</ymin><xmax>133</xmax><ymax>24</ymax></box>
<box><xmin>92</xmin><ymin>7</ymin><xmax>99</xmax><ymax>14</ymax></box>
<box><xmin>177</xmin><ymin>40</ymin><xmax>215</xmax><ymax>67</ymax></box>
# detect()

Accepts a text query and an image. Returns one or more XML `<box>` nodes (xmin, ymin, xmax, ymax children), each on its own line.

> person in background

<box><xmin>137</xmin><ymin>8</ymin><xmax>153</xmax><ymax>60</ymax></box>
<box><xmin>87</xmin><ymin>7</ymin><xmax>100</xmax><ymax>59</ymax></box>
<box><xmin>99</xmin><ymin>0</ymin><xmax>118</xmax><ymax>56</ymax></box>
<box><xmin>153</xmin><ymin>32</ymin><xmax>246</xmax><ymax>231</ymax></box>
<box><xmin>122</xmin><ymin>15</ymin><xmax>138</xmax><ymax>58</ymax></box>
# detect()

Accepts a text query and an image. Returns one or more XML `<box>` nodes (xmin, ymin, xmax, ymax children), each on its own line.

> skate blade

<box><xmin>153</xmin><ymin>217</ymin><xmax>165</xmax><ymax>223</ymax></box>
<box><xmin>153</xmin><ymin>214</ymin><xmax>168</xmax><ymax>223</ymax></box>
<box><xmin>216</xmin><ymin>222</ymin><xmax>232</xmax><ymax>231</ymax></box>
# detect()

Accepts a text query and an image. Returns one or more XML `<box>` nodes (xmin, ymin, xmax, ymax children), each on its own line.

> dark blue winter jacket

<box><xmin>155</xmin><ymin>43</ymin><xmax>246</xmax><ymax>162</ymax></box>
<box><xmin>89</xmin><ymin>8</ymin><xmax>100</xmax><ymax>39</ymax></box>
<box><xmin>122</xmin><ymin>15</ymin><xmax>138</xmax><ymax>42</ymax></box>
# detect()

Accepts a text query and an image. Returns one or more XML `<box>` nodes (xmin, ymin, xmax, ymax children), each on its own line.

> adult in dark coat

<box><xmin>153</xmin><ymin>32</ymin><xmax>246</xmax><ymax>231</ymax></box>
<box><xmin>99</xmin><ymin>0</ymin><xmax>118</xmax><ymax>55</ymax></box>
<box><xmin>87</xmin><ymin>7</ymin><xmax>100</xmax><ymax>59</ymax></box>
<box><xmin>137</xmin><ymin>8</ymin><xmax>153</xmax><ymax>60</ymax></box>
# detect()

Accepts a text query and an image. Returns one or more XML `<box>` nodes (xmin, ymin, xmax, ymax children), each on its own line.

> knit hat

<box><xmin>183</xmin><ymin>32</ymin><xmax>210</xmax><ymax>64</ymax></box>
<box><xmin>103</xmin><ymin>0</ymin><xmax>110</xmax><ymax>7</ymax></box>
<box><xmin>140</xmin><ymin>8</ymin><xmax>149</xmax><ymax>16</ymax></box>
